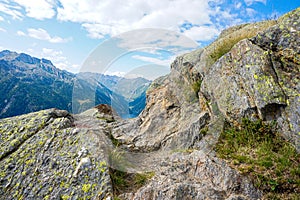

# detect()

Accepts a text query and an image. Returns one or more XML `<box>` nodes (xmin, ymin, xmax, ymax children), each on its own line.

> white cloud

<box><xmin>41</xmin><ymin>48</ymin><xmax>80</xmax><ymax>72</ymax></box>
<box><xmin>56</xmin><ymin>0</ymin><xmax>230</xmax><ymax>42</ymax></box>
<box><xmin>27</xmin><ymin>28</ymin><xmax>71</xmax><ymax>43</ymax></box>
<box><xmin>0</xmin><ymin>16</ymin><xmax>4</xmax><ymax>21</ymax></box>
<box><xmin>184</xmin><ymin>26</ymin><xmax>220</xmax><ymax>41</ymax></box>
<box><xmin>0</xmin><ymin>2</ymin><xmax>23</xmax><ymax>20</ymax></box>
<box><xmin>16</xmin><ymin>30</ymin><xmax>25</xmax><ymax>36</ymax></box>
<box><xmin>132</xmin><ymin>55</ymin><xmax>174</xmax><ymax>66</ymax></box>
<box><xmin>125</xmin><ymin>73</ymin><xmax>147</xmax><ymax>79</ymax></box>
<box><xmin>104</xmin><ymin>71</ymin><xmax>126</xmax><ymax>77</ymax></box>
<box><xmin>124</xmin><ymin>64</ymin><xmax>170</xmax><ymax>80</ymax></box>
<box><xmin>246</xmin><ymin>8</ymin><xmax>257</xmax><ymax>18</ymax></box>
<box><xmin>41</xmin><ymin>48</ymin><xmax>67</xmax><ymax>64</ymax></box>
<box><xmin>116</xmin><ymin>29</ymin><xmax>198</xmax><ymax>53</ymax></box>
<box><xmin>70</xmin><ymin>64</ymin><xmax>80</xmax><ymax>73</ymax></box>
<box><xmin>81</xmin><ymin>23</ymin><xmax>115</xmax><ymax>39</ymax></box>
<box><xmin>12</xmin><ymin>0</ymin><xmax>56</xmax><ymax>20</ymax></box>
<box><xmin>244</xmin><ymin>0</ymin><xmax>266</xmax><ymax>6</ymax></box>
<box><xmin>0</xmin><ymin>28</ymin><xmax>7</xmax><ymax>32</ymax></box>
<box><xmin>235</xmin><ymin>2</ymin><xmax>242</xmax><ymax>9</ymax></box>
<box><xmin>3</xmin><ymin>0</ymin><xmax>244</xmax><ymax>43</ymax></box>
<box><xmin>18</xmin><ymin>28</ymin><xmax>72</xmax><ymax>43</ymax></box>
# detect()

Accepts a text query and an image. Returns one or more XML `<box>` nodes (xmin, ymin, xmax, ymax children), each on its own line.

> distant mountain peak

<box><xmin>0</xmin><ymin>50</ymin><xmax>18</xmax><ymax>60</ymax></box>
<box><xmin>16</xmin><ymin>53</ymin><xmax>40</xmax><ymax>65</ymax></box>
<box><xmin>0</xmin><ymin>50</ymin><xmax>63</xmax><ymax>77</ymax></box>
<box><xmin>0</xmin><ymin>50</ymin><xmax>53</xmax><ymax>66</ymax></box>
<box><xmin>0</xmin><ymin>50</ymin><xmax>13</xmax><ymax>57</ymax></box>
<box><xmin>41</xmin><ymin>58</ymin><xmax>53</xmax><ymax>65</ymax></box>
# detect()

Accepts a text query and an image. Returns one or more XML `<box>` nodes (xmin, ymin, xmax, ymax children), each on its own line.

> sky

<box><xmin>0</xmin><ymin>0</ymin><xmax>299</xmax><ymax>79</ymax></box>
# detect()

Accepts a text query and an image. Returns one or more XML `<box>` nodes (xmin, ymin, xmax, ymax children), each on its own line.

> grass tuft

<box><xmin>207</xmin><ymin>20</ymin><xmax>276</xmax><ymax>65</ymax></box>
<box><xmin>109</xmin><ymin>168</ymin><xmax>155</xmax><ymax>198</ymax></box>
<box><xmin>215</xmin><ymin>118</ymin><xmax>300</xmax><ymax>199</ymax></box>
<box><xmin>192</xmin><ymin>79</ymin><xmax>202</xmax><ymax>97</ymax></box>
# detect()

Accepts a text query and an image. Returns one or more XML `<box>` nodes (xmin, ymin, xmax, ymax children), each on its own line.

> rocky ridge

<box><xmin>0</xmin><ymin>8</ymin><xmax>299</xmax><ymax>200</ymax></box>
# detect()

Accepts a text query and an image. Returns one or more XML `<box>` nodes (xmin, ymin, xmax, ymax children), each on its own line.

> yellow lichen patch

<box><xmin>82</xmin><ymin>184</ymin><xmax>91</xmax><ymax>193</ymax></box>
<box><xmin>61</xmin><ymin>194</ymin><xmax>70</xmax><ymax>200</ymax></box>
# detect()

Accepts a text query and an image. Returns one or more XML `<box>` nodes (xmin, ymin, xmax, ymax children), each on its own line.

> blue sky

<box><xmin>0</xmin><ymin>0</ymin><xmax>299</xmax><ymax>78</ymax></box>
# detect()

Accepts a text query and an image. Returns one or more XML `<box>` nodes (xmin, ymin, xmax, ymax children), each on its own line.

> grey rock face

<box><xmin>120</xmin><ymin>151</ymin><xmax>261</xmax><ymax>200</ymax></box>
<box><xmin>201</xmin><ymin>8</ymin><xmax>300</xmax><ymax>151</ymax></box>
<box><xmin>112</xmin><ymin>75</ymin><xmax>204</xmax><ymax>152</ymax></box>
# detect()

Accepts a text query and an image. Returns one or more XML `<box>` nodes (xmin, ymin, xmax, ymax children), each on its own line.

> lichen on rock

<box><xmin>0</xmin><ymin>109</ymin><xmax>113</xmax><ymax>199</ymax></box>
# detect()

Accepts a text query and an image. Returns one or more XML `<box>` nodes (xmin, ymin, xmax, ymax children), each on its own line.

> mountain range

<box><xmin>0</xmin><ymin>50</ymin><xmax>151</xmax><ymax>119</ymax></box>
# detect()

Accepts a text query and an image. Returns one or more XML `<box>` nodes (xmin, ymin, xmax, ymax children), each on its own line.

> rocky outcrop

<box><xmin>0</xmin><ymin>7</ymin><xmax>299</xmax><ymax>200</ymax></box>
<box><xmin>112</xmin><ymin>71</ymin><xmax>209</xmax><ymax>152</ymax></box>
<box><xmin>200</xmin><ymin>7</ymin><xmax>300</xmax><ymax>151</ymax></box>
<box><xmin>111</xmin><ymin>7</ymin><xmax>299</xmax><ymax>199</ymax></box>
<box><xmin>120</xmin><ymin>152</ymin><xmax>261</xmax><ymax>200</ymax></box>
<box><xmin>0</xmin><ymin>109</ymin><xmax>114</xmax><ymax>199</ymax></box>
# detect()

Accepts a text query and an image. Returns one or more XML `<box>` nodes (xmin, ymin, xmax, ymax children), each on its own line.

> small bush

<box><xmin>215</xmin><ymin>119</ymin><xmax>300</xmax><ymax>199</ymax></box>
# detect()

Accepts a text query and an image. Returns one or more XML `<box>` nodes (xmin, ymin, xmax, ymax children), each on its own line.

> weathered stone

<box><xmin>0</xmin><ymin>109</ymin><xmax>114</xmax><ymax>199</ymax></box>
<box><xmin>200</xmin><ymin>7</ymin><xmax>300</xmax><ymax>151</ymax></box>
<box><xmin>121</xmin><ymin>152</ymin><xmax>261</xmax><ymax>200</ymax></box>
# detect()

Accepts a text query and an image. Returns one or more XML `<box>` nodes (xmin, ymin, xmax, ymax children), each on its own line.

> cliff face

<box><xmin>0</xmin><ymin>8</ymin><xmax>299</xmax><ymax>200</ymax></box>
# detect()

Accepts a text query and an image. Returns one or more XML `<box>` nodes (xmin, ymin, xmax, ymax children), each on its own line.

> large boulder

<box><xmin>0</xmin><ymin>109</ymin><xmax>113</xmax><ymax>199</ymax></box>
<box><xmin>200</xmin><ymin>7</ymin><xmax>300</xmax><ymax>151</ymax></box>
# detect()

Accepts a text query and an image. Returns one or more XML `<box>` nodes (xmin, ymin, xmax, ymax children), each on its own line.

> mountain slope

<box><xmin>79</xmin><ymin>72</ymin><xmax>151</xmax><ymax>101</ymax></box>
<box><xmin>76</xmin><ymin>72</ymin><xmax>151</xmax><ymax>117</ymax></box>
<box><xmin>0</xmin><ymin>51</ymin><xmax>149</xmax><ymax>118</ymax></box>
<box><xmin>0</xmin><ymin>51</ymin><xmax>75</xmax><ymax>118</ymax></box>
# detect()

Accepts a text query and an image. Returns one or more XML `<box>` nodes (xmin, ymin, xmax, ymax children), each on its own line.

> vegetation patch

<box><xmin>215</xmin><ymin>118</ymin><xmax>300</xmax><ymax>199</ymax></box>
<box><xmin>109</xmin><ymin>168</ymin><xmax>154</xmax><ymax>198</ymax></box>
<box><xmin>192</xmin><ymin>79</ymin><xmax>202</xmax><ymax>97</ymax></box>
<box><xmin>208</xmin><ymin>20</ymin><xmax>276</xmax><ymax>65</ymax></box>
